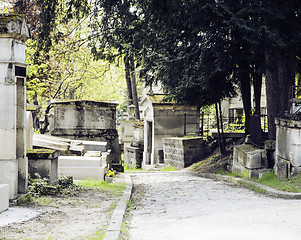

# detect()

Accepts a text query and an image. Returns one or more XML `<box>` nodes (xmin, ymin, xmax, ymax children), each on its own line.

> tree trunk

<box><xmin>239</xmin><ymin>62</ymin><xmax>251</xmax><ymax>135</ymax></box>
<box><xmin>124</xmin><ymin>55</ymin><xmax>133</xmax><ymax>106</ymax></box>
<box><xmin>215</xmin><ymin>102</ymin><xmax>225</xmax><ymax>156</ymax></box>
<box><xmin>129</xmin><ymin>55</ymin><xmax>141</xmax><ymax>120</ymax></box>
<box><xmin>252</xmin><ymin>65</ymin><xmax>262</xmax><ymax>115</ymax></box>
<box><xmin>218</xmin><ymin>101</ymin><xmax>226</xmax><ymax>152</ymax></box>
<box><xmin>265</xmin><ymin>48</ymin><xmax>296</xmax><ymax>140</ymax></box>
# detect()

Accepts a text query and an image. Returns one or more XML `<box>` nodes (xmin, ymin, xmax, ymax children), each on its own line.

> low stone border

<box><xmin>188</xmin><ymin>171</ymin><xmax>301</xmax><ymax>200</ymax></box>
<box><xmin>104</xmin><ymin>173</ymin><xmax>133</xmax><ymax>240</ymax></box>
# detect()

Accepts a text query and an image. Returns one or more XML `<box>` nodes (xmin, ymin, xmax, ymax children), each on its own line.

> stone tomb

<box><xmin>275</xmin><ymin>118</ymin><xmax>301</xmax><ymax>179</ymax></box>
<box><xmin>0</xmin><ymin>14</ymin><xmax>30</xmax><ymax>199</ymax></box>
<box><xmin>232</xmin><ymin>144</ymin><xmax>268</xmax><ymax>178</ymax></box>
<box><xmin>27</xmin><ymin>149</ymin><xmax>59</xmax><ymax>183</ymax></box>
<box><xmin>163</xmin><ymin>137</ymin><xmax>208</xmax><ymax>169</ymax></box>
<box><xmin>49</xmin><ymin>100</ymin><xmax>121</xmax><ymax>169</ymax></box>
<box><xmin>141</xmin><ymin>94</ymin><xmax>200</xmax><ymax>169</ymax></box>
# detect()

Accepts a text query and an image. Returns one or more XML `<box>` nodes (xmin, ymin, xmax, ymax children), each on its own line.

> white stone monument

<box><xmin>0</xmin><ymin>14</ymin><xmax>30</xmax><ymax>199</ymax></box>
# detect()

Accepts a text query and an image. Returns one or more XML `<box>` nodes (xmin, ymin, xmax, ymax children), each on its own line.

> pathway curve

<box><xmin>126</xmin><ymin>171</ymin><xmax>301</xmax><ymax>240</ymax></box>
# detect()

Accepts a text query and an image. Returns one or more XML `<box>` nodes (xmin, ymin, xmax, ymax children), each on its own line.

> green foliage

<box><xmin>27</xmin><ymin>173</ymin><xmax>48</xmax><ymax>198</ymax></box>
<box><xmin>242</xmin><ymin>170</ymin><xmax>250</xmax><ymax>179</ymax></box>
<box><xmin>27</xmin><ymin>173</ymin><xmax>83</xmax><ymax>199</ymax></box>
<box><xmin>224</xmin><ymin>123</ymin><xmax>244</xmax><ymax>133</ymax></box>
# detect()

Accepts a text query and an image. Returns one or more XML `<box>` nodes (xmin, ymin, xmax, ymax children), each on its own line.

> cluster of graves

<box><xmin>0</xmin><ymin>15</ymin><xmax>121</xmax><ymax>213</ymax></box>
<box><xmin>1</xmin><ymin>14</ymin><xmax>301</xmax><ymax>215</ymax></box>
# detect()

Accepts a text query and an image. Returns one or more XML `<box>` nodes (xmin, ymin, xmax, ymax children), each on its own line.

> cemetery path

<box><xmin>0</xmin><ymin>186</ymin><xmax>121</xmax><ymax>240</ymax></box>
<box><xmin>123</xmin><ymin>171</ymin><xmax>301</xmax><ymax>240</ymax></box>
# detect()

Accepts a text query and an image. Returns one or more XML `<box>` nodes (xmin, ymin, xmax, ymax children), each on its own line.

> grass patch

<box><xmin>217</xmin><ymin>170</ymin><xmax>301</xmax><ymax>193</ymax></box>
<box><xmin>76</xmin><ymin>178</ymin><xmax>126</xmax><ymax>195</ymax></box>
<box><xmin>216</xmin><ymin>169</ymin><xmax>241</xmax><ymax>177</ymax></box>
<box><xmin>255</xmin><ymin>171</ymin><xmax>301</xmax><ymax>193</ymax></box>
<box><xmin>35</xmin><ymin>196</ymin><xmax>53</xmax><ymax>206</ymax></box>
<box><xmin>237</xmin><ymin>181</ymin><xmax>267</xmax><ymax>194</ymax></box>
<box><xmin>124</xmin><ymin>164</ymin><xmax>144</xmax><ymax>172</ymax></box>
<box><xmin>159</xmin><ymin>165</ymin><xmax>178</xmax><ymax>171</ymax></box>
<box><xmin>81</xmin><ymin>229</ymin><xmax>105</xmax><ymax>240</ymax></box>
<box><xmin>120</xmin><ymin>221</ymin><xmax>130</xmax><ymax>239</ymax></box>
<box><xmin>191</xmin><ymin>160</ymin><xmax>207</xmax><ymax>171</ymax></box>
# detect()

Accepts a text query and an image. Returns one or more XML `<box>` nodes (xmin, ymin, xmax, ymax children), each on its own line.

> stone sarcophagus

<box><xmin>49</xmin><ymin>100</ymin><xmax>120</xmax><ymax>168</ymax></box>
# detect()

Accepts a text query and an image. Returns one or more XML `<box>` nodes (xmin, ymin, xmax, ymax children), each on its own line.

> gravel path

<box><xmin>126</xmin><ymin>171</ymin><xmax>301</xmax><ymax>240</ymax></box>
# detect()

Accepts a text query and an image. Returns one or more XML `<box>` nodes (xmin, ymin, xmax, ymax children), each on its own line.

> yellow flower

<box><xmin>106</xmin><ymin>170</ymin><xmax>115</xmax><ymax>178</ymax></box>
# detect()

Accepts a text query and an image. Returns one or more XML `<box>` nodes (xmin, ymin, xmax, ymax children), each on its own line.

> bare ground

<box><xmin>0</xmin><ymin>184</ymin><xmax>123</xmax><ymax>240</ymax></box>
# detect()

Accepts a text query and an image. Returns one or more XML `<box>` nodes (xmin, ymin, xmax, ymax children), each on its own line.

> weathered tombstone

<box><xmin>125</xmin><ymin>124</ymin><xmax>144</xmax><ymax>168</ymax></box>
<box><xmin>0</xmin><ymin>14</ymin><xmax>29</xmax><ymax>199</ymax></box>
<box><xmin>49</xmin><ymin>100</ymin><xmax>121</xmax><ymax>169</ymax></box>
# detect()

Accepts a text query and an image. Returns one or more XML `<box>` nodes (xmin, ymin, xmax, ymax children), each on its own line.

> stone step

<box><xmin>58</xmin><ymin>166</ymin><xmax>105</xmax><ymax>180</ymax></box>
<box><xmin>0</xmin><ymin>184</ymin><xmax>9</xmax><ymax>213</ymax></box>
<box><xmin>58</xmin><ymin>156</ymin><xmax>103</xmax><ymax>167</ymax></box>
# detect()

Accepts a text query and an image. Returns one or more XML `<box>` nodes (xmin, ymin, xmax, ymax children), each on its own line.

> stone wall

<box><xmin>163</xmin><ymin>137</ymin><xmax>206</xmax><ymax>169</ymax></box>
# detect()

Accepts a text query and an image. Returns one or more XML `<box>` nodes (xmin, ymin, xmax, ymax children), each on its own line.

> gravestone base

<box><xmin>59</xmin><ymin>166</ymin><xmax>106</xmax><ymax>180</ymax></box>
<box><xmin>0</xmin><ymin>160</ymin><xmax>18</xmax><ymax>199</ymax></box>
<box><xmin>0</xmin><ymin>184</ymin><xmax>9</xmax><ymax>213</ymax></box>
<box><xmin>58</xmin><ymin>155</ymin><xmax>107</xmax><ymax>180</ymax></box>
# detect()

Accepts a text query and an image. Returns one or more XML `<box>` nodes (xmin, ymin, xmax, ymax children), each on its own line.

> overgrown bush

<box><xmin>27</xmin><ymin>173</ymin><xmax>83</xmax><ymax>199</ymax></box>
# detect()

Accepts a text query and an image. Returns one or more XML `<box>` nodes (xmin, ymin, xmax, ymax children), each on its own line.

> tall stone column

<box><xmin>0</xmin><ymin>14</ymin><xmax>29</xmax><ymax>199</ymax></box>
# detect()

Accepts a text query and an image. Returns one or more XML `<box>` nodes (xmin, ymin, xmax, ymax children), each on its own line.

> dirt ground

<box><xmin>0</xmin><ymin>185</ymin><xmax>122</xmax><ymax>240</ymax></box>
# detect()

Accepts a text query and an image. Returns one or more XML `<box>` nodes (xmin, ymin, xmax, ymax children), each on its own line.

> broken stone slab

<box><xmin>33</xmin><ymin>134</ymin><xmax>69</xmax><ymax>151</ymax></box>
<box><xmin>33</xmin><ymin>133</ymin><xmax>71</xmax><ymax>143</ymax></box>
<box><xmin>233</xmin><ymin>144</ymin><xmax>268</xmax><ymax>169</ymax></box>
<box><xmin>69</xmin><ymin>142</ymin><xmax>86</xmax><ymax>155</ymax></box>
<box><xmin>0</xmin><ymin>184</ymin><xmax>9</xmax><ymax>213</ymax></box>
<box><xmin>71</xmin><ymin>140</ymin><xmax>107</xmax><ymax>152</ymax></box>
<box><xmin>84</xmin><ymin>151</ymin><xmax>102</xmax><ymax>157</ymax></box>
